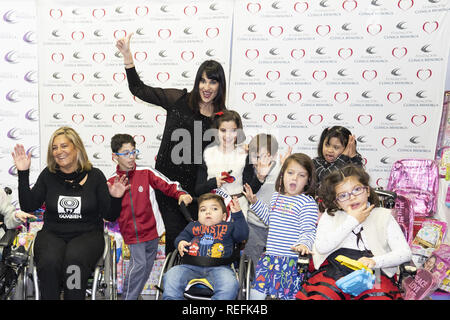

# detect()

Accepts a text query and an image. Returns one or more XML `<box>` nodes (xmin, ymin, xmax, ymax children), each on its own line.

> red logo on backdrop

<box><xmin>308</xmin><ymin>114</ymin><xmax>323</xmax><ymax>126</ymax></box>
<box><xmin>92</xmin><ymin>9</ymin><xmax>106</xmax><ymax>19</ymax></box>
<box><xmin>338</xmin><ymin>48</ymin><xmax>353</xmax><ymax>60</ymax></box>
<box><xmin>269</xmin><ymin>26</ymin><xmax>283</xmax><ymax>37</ymax></box>
<box><xmin>387</xmin><ymin>92</ymin><xmax>403</xmax><ymax>103</ymax></box>
<box><xmin>284</xmin><ymin>136</ymin><xmax>299</xmax><ymax>146</ymax></box>
<box><xmin>367</xmin><ymin>24</ymin><xmax>382</xmax><ymax>35</ymax></box>
<box><xmin>133</xmin><ymin>135</ymin><xmax>146</xmax><ymax>144</ymax></box>
<box><xmin>112</xmin><ymin>114</ymin><xmax>125</xmax><ymax>124</ymax></box>
<box><xmin>376</xmin><ymin>178</ymin><xmax>387</xmax><ymax>187</ymax></box>
<box><xmin>242</xmin><ymin>92</ymin><xmax>256</xmax><ymax>103</ymax></box>
<box><xmin>416</xmin><ymin>69</ymin><xmax>432</xmax><ymax>81</ymax></box>
<box><xmin>92</xmin><ymin>93</ymin><xmax>105</xmax><ymax>103</ymax></box>
<box><xmin>246</xmin><ymin>3</ymin><xmax>262</xmax><ymax>13</ymax></box>
<box><xmin>381</xmin><ymin>137</ymin><xmax>397</xmax><ymax>148</ymax></box>
<box><xmin>287</xmin><ymin>92</ymin><xmax>302</xmax><ymax>103</ymax></box>
<box><xmin>263</xmin><ymin>114</ymin><xmax>277</xmax><ymax>125</ymax></box>
<box><xmin>51</xmin><ymin>53</ymin><xmax>64</xmax><ymax>63</ymax></box>
<box><xmin>135</xmin><ymin>6</ymin><xmax>149</xmax><ymax>16</ymax></box>
<box><xmin>155</xmin><ymin>114</ymin><xmax>166</xmax><ymax>125</ymax></box>
<box><xmin>398</xmin><ymin>0</ymin><xmax>414</xmax><ymax>11</ymax></box>
<box><xmin>71</xmin><ymin>73</ymin><xmax>85</xmax><ymax>83</ymax></box>
<box><xmin>342</xmin><ymin>0</ymin><xmax>358</xmax><ymax>11</ymax></box>
<box><xmin>293</xmin><ymin>2</ymin><xmax>309</xmax><ymax>13</ymax></box>
<box><xmin>134</xmin><ymin>51</ymin><xmax>148</xmax><ymax>62</ymax></box>
<box><xmin>266</xmin><ymin>70</ymin><xmax>280</xmax><ymax>81</ymax></box>
<box><xmin>113</xmin><ymin>30</ymin><xmax>127</xmax><ymax>40</ymax></box>
<box><xmin>411</xmin><ymin>114</ymin><xmax>427</xmax><ymax>126</ymax></box>
<box><xmin>72</xmin><ymin>114</ymin><xmax>84</xmax><ymax>124</ymax></box>
<box><xmin>49</xmin><ymin>9</ymin><xmax>63</xmax><ymax>19</ymax></box>
<box><xmin>422</xmin><ymin>21</ymin><xmax>439</xmax><ymax>34</ymax></box>
<box><xmin>245</xmin><ymin>49</ymin><xmax>259</xmax><ymax>60</ymax></box>
<box><xmin>334</xmin><ymin>92</ymin><xmax>349</xmax><ymax>103</ymax></box>
<box><xmin>71</xmin><ymin>31</ymin><xmax>85</xmax><ymax>41</ymax></box>
<box><xmin>92</xmin><ymin>135</ymin><xmax>105</xmax><ymax>144</ymax></box>
<box><xmin>156</xmin><ymin>72</ymin><xmax>170</xmax><ymax>83</ymax></box>
<box><xmin>357</xmin><ymin>115</ymin><xmax>373</xmax><ymax>126</ymax></box>
<box><xmin>392</xmin><ymin>47</ymin><xmax>407</xmax><ymax>59</ymax></box>
<box><xmin>51</xmin><ymin>93</ymin><xmax>64</xmax><ymax>103</ymax></box>
<box><xmin>316</xmin><ymin>25</ymin><xmax>331</xmax><ymax>36</ymax></box>
<box><xmin>181</xmin><ymin>51</ymin><xmax>194</xmax><ymax>62</ymax></box>
<box><xmin>184</xmin><ymin>5</ymin><xmax>198</xmax><ymax>16</ymax></box>
<box><xmin>158</xmin><ymin>29</ymin><xmax>172</xmax><ymax>40</ymax></box>
<box><xmin>113</xmin><ymin>72</ymin><xmax>126</xmax><ymax>83</ymax></box>
<box><xmin>206</xmin><ymin>28</ymin><xmax>220</xmax><ymax>39</ymax></box>
<box><xmin>290</xmin><ymin>49</ymin><xmax>305</xmax><ymax>60</ymax></box>
<box><xmin>92</xmin><ymin>52</ymin><xmax>106</xmax><ymax>63</ymax></box>
<box><xmin>312</xmin><ymin>70</ymin><xmax>327</xmax><ymax>81</ymax></box>
<box><xmin>362</xmin><ymin>70</ymin><xmax>377</xmax><ymax>81</ymax></box>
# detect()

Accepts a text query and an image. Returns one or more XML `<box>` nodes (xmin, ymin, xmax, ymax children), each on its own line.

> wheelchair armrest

<box><xmin>297</xmin><ymin>253</ymin><xmax>311</xmax><ymax>274</ymax></box>
<box><xmin>374</xmin><ymin>188</ymin><xmax>397</xmax><ymax>200</ymax></box>
<box><xmin>0</xmin><ymin>228</ymin><xmax>18</xmax><ymax>248</ymax></box>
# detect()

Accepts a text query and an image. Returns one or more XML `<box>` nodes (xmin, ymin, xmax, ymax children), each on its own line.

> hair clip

<box><xmin>215</xmin><ymin>111</ymin><xmax>224</xmax><ymax>116</ymax></box>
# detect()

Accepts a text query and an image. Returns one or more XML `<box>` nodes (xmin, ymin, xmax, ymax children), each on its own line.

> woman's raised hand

<box><xmin>115</xmin><ymin>32</ymin><xmax>134</xmax><ymax>65</ymax></box>
<box><xmin>11</xmin><ymin>144</ymin><xmax>31</xmax><ymax>171</ymax></box>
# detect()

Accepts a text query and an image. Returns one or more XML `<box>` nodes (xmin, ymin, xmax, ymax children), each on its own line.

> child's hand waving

<box><xmin>229</xmin><ymin>196</ymin><xmax>241</xmax><ymax>213</ymax></box>
<box><xmin>242</xmin><ymin>183</ymin><xmax>257</xmax><ymax>204</ymax></box>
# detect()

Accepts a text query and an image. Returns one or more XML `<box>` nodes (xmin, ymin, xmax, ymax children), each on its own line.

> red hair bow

<box><xmin>215</xmin><ymin>111</ymin><xmax>224</xmax><ymax>116</ymax></box>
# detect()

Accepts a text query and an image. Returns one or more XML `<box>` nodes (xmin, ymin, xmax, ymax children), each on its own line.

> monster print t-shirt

<box><xmin>174</xmin><ymin>210</ymin><xmax>249</xmax><ymax>259</ymax></box>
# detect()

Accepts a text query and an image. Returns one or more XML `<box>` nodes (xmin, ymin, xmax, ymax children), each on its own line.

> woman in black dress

<box><xmin>116</xmin><ymin>33</ymin><xmax>227</xmax><ymax>253</ymax></box>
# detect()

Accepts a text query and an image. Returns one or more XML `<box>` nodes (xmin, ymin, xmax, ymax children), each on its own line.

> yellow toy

<box><xmin>335</xmin><ymin>255</ymin><xmax>373</xmax><ymax>274</ymax></box>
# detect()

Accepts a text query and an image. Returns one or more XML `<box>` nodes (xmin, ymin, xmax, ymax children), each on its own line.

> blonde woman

<box><xmin>12</xmin><ymin>126</ymin><xmax>127</xmax><ymax>300</ymax></box>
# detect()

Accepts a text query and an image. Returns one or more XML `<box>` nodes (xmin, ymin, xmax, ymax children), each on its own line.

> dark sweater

<box><xmin>313</xmin><ymin>153</ymin><xmax>364</xmax><ymax>183</ymax></box>
<box><xmin>175</xmin><ymin>210</ymin><xmax>249</xmax><ymax>259</ymax></box>
<box><xmin>125</xmin><ymin>67</ymin><xmax>213</xmax><ymax>195</ymax></box>
<box><xmin>18</xmin><ymin>167</ymin><xmax>122</xmax><ymax>239</ymax></box>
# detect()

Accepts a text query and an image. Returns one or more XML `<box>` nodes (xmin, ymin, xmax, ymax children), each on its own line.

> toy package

<box><xmin>411</xmin><ymin>219</ymin><xmax>447</xmax><ymax>268</ymax></box>
<box><xmin>402</xmin><ymin>244</ymin><xmax>450</xmax><ymax>299</ymax></box>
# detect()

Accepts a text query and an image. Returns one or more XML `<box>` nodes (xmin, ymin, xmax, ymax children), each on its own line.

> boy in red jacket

<box><xmin>108</xmin><ymin>134</ymin><xmax>192</xmax><ymax>300</ymax></box>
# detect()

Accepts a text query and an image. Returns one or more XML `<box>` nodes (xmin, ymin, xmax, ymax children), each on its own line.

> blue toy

<box><xmin>335</xmin><ymin>268</ymin><xmax>375</xmax><ymax>296</ymax></box>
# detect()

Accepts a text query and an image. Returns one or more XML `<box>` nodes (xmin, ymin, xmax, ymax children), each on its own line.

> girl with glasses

<box><xmin>296</xmin><ymin>165</ymin><xmax>411</xmax><ymax>300</ymax></box>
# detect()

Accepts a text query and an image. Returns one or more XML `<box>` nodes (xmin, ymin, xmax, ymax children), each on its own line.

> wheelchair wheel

<box><xmin>155</xmin><ymin>250</ymin><xmax>173</xmax><ymax>300</ymax></box>
<box><xmin>237</xmin><ymin>254</ymin><xmax>253</xmax><ymax>300</ymax></box>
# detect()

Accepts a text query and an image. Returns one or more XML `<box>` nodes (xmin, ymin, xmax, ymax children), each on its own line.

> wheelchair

<box><xmin>0</xmin><ymin>224</ymin><xmax>28</xmax><ymax>300</ymax></box>
<box><xmin>28</xmin><ymin>230</ymin><xmax>117</xmax><ymax>300</ymax></box>
<box><xmin>155</xmin><ymin>202</ymin><xmax>255</xmax><ymax>300</ymax></box>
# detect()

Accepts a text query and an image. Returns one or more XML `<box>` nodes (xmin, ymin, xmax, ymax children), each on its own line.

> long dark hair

<box><xmin>188</xmin><ymin>60</ymin><xmax>227</xmax><ymax>114</ymax></box>
<box><xmin>275</xmin><ymin>153</ymin><xmax>316</xmax><ymax>197</ymax></box>
<box><xmin>318</xmin><ymin>164</ymin><xmax>379</xmax><ymax>215</ymax></box>
<box><xmin>317</xmin><ymin>126</ymin><xmax>354</xmax><ymax>158</ymax></box>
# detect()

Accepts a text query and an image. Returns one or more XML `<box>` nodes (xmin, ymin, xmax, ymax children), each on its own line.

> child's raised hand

<box><xmin>242</xmin><ymin>183</ymin><xmax>257</xmax><ymax>204</ymax></box>
<box><xmin>178</xmin><ymin>240</ymin><xmax>191</xmax><ymax>257</ymax></box>
<box><xmin>342</xmin><ymin>134</ymin><xmax>357</xmax><ymax>158</ymax></box>
<box><xmin>347</xmin><ymin>203</ymin><xmax>375</xmax><ymax>224</ymax></box>
<box><xmin>255</xmin><ymin>153</ymin><xmax>274</xmax><ymax>182</ymax></box>
<box><xmin>107</xmin><ymin>174</ymin><xmax>131</xmax><ymax>198</ymax></box>
<box><xmin>229</xmin><ymin>196</ymin><xmax>241</xmax><ymax>213</ymax></box>
<box><xmin>178</xmin><ymin>194</ymin><xmax>193</xmax><ymax>206</ymax></box>
<box><xmin>291</xmin><ymin>244</ymin><xmax>311</xmax><ymax>255</ymax></box>
<box><xmin>279</xmin><ymin>146</ymin><xmax>292</xmax><ymax>166</ymax></box>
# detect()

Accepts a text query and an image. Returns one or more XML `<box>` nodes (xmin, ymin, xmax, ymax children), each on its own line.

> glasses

<box><xmin>115</xmin><ymin>149</ymin><xmax>140</xmax><ymax>158</ymax></box>
<box><xmin>336</xmin><ymin>186</ymin><xmax>368</xmax><ymax>202</ymax></box>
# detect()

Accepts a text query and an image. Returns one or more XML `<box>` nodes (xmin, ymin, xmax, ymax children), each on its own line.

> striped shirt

<box><xmin>250</xmin><ymin>193</ymin><xmax>318</xmax><ymax>257</ymax></box>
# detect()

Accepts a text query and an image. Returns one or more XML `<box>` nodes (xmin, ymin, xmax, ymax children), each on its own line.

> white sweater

<box><xmin>312</xmin><ymin>207</ymin><xmax>412</xmax><ymax>277</ymax></box>
<box><xmin>203</xmin><ymin>144</ymin><xmax>249</xmax><ymax>217</ymax></box>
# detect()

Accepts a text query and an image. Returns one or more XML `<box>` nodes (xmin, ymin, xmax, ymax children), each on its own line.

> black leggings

<box><xmin>155</xmin><ymin>190</ymin><xmax>198</xmax><ymax>254</ymax></box>
<box><xmin>33</xmin><ymin>228</ymin><xmax>104</xmax><ymax>300</ymax></box>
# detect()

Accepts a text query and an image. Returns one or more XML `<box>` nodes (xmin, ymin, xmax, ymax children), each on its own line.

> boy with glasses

<box><xmin>108</xmin><ymin>133</ymin><xmax>192</xmax><ymax>300</ymax></box>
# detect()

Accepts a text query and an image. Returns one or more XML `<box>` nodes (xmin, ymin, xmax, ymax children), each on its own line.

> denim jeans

<box><xmin>162</xmin><ymin>264</ymin><xmax>239</xmax><ymax>300</ymax></box>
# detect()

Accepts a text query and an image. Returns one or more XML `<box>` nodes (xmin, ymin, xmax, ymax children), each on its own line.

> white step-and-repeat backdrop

<box><xmin>1</xmin><ymin>0</ymin><xmax>450</xmax><ymax>204</ymax></box>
